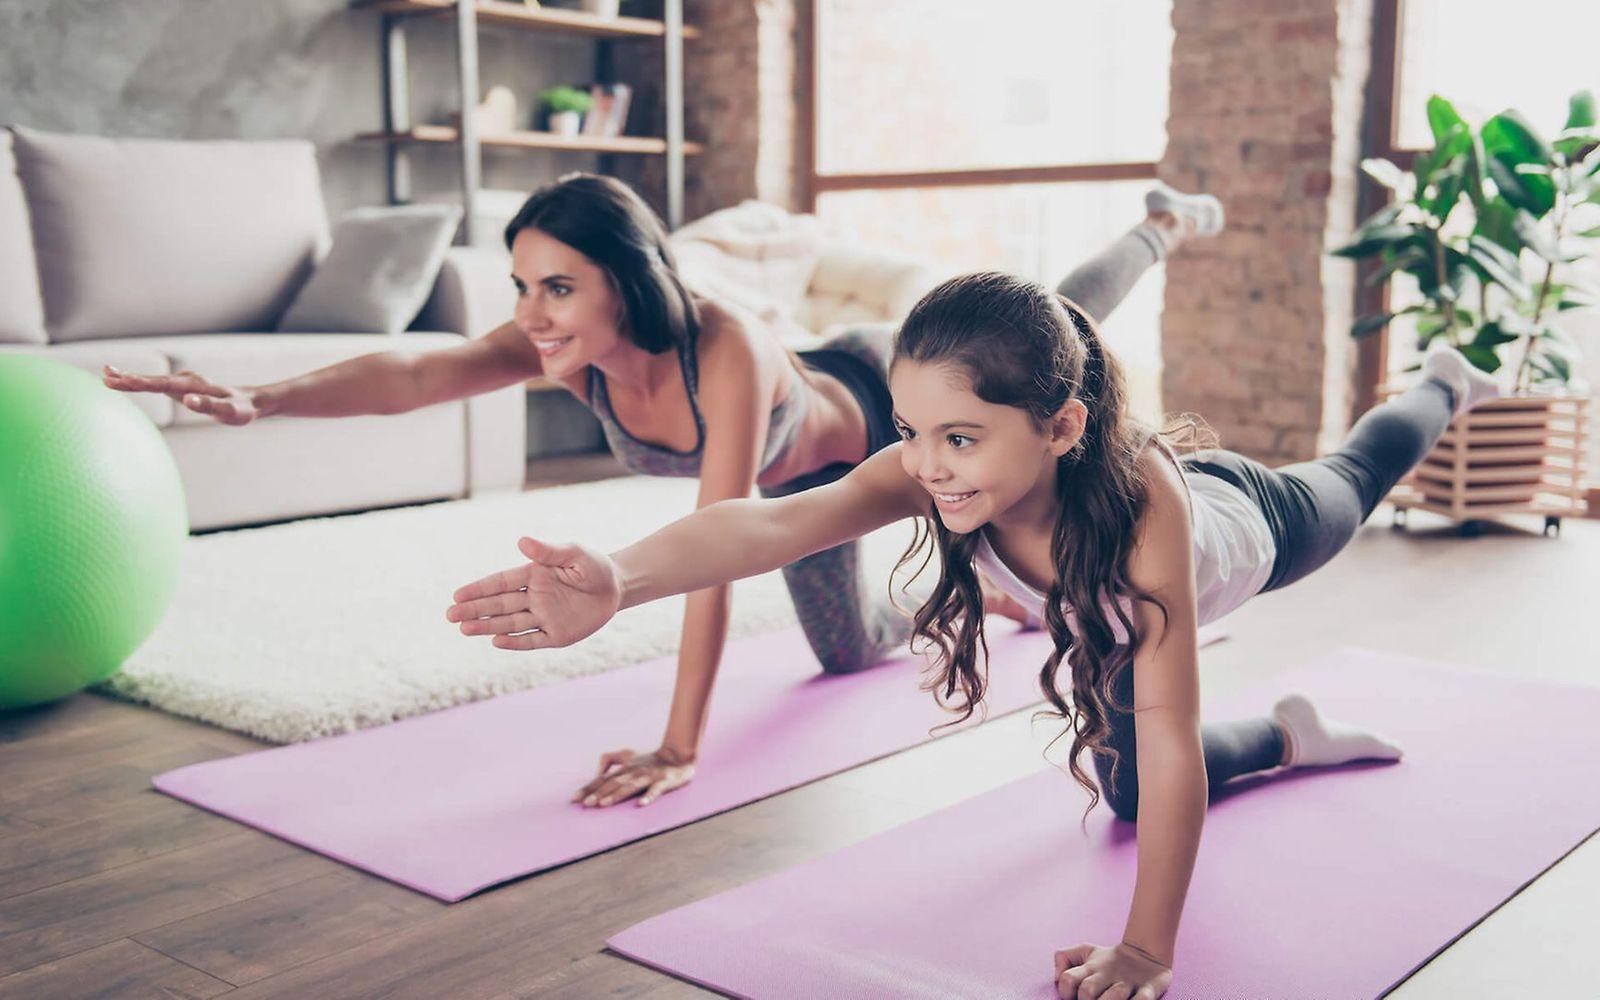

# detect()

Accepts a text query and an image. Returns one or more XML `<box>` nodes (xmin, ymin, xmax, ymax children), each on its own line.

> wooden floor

<box><xmin>2</xmin><ymin>497</ymin><xmax>1596</xmax><ymax>998</ymax></box>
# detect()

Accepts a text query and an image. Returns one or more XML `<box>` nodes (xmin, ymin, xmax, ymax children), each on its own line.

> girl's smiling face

<box><xmin>889</xmin><ymin>358</ymin><xmax>1086</xmax><ymax>535</ymax></box>
<box><xmin>510</xmin><ymin>227</ymin><xmax>629</xmax><ymax>378</ymax></box>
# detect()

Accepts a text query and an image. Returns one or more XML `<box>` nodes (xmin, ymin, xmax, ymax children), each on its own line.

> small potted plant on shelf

<box><xmin>1334</xmin><ymin>91</ymin><xmax>1598</xmax><ymax>535</ymax></box>
<box><xmin>540</xmin><ymin>85</ymin><xmax>592</xmax><ymax>138</ymax></box>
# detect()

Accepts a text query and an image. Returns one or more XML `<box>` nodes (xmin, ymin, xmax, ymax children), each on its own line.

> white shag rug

<box><xmin>99</xmin><ymin>477</ymin><xmax>924</xmax><ymax>744</ymax></box>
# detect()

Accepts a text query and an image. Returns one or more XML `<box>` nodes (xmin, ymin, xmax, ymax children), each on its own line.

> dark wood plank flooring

<box><xmin>2</xmin><ymin>499</ymin><xmax>1596</xmax><ymax>998</ymax></box>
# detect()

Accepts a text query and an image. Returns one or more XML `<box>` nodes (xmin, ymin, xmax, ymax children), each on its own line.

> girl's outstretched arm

<box><xmin>446</xmin><ymin>444</ymin><xmax>924</xmax><ymax>650</ymax></box>
<box><xmin>1055</xmin><ymin>451</ymin><xmax>1203</xmax><ymax>1000</ymax></box>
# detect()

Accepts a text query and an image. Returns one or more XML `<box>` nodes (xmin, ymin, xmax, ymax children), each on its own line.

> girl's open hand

<box><xmin>447</xmin><ymin>537</ymin><xmax>622</xmax><ymax>650</ymax></box>
<box><xmin>103</xmin><ymin>366</ymin><xmax>259</xmax><ymax>426</ymax></box>
<box><xmin>1054</xmin><ymin>942</ymin><xmax>1171</xmax><ymax>1000</ymax></box>
<box><xmin>573</xmin><ymin>747</ymin><xmax>695</xmax><ymax>808</ymax></box>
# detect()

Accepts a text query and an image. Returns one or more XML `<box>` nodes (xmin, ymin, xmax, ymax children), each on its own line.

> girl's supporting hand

<box><xmin>103</xmin><ymin>366</ymin><xmax>260</xmax><ymax>426</ymax></box>
<box><xmin>447</xmin><ymin>537</ymin><xmax>622</xmax><ymax>650</ymax></box>
<box><xmin>1054</xmin><ymin>942</ymin><xmax>1172</xmax><ymax>1000</ymax></box>
<box><xmin>573</xmin><ymin>747</ymin><xmax>696</xmax><ymax>808</ymax></box>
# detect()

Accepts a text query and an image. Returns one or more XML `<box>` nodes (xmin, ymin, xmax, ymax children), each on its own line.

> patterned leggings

<box><xmin>767</xmin><ymin>223</ymin><xmax>1170</xmax><ymax>673</ymax></box>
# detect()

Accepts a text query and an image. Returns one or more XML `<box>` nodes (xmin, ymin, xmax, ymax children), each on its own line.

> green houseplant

<box><xmin>1333</xmin><ymin>91</ymin><xmax>1598</xmax><ymax>532</ymax></box>
<box><xmin>1335</xmin><ymin>91</ymin><xmax>1599</xmax><ymax>391</ymax></box>
<box><xmin>540</xmin><ymin>85</ymin><xmax>593</xmax><ymax>137</ymax></box>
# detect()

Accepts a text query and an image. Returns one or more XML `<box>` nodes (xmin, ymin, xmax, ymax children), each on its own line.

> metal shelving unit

<box><xmin>353</xmin><ymin>0</ymin><xmax>696</xmax><ymax>242</ymax></box>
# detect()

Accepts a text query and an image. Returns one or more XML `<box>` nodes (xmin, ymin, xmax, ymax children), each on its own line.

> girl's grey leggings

<box><xmin>767</xmin><ymin>222</ymin><xmax>1171</xmax><ymax>674</ymax></box>
<box><xmin>1092</xmin><ymin>376</ymin><xmax>1458</xmax><ymax>821</ymax></box>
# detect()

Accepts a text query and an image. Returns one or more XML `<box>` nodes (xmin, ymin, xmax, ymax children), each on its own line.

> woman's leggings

<box><xmin>1092</xmin><ymin>376</ymin><xmax>1459</xmax><ymax>821</ymax></box>
<box><xmin>764</xmin><ymin>222</ymin><xmax>1173</xmax><ymax>674</ymax></box>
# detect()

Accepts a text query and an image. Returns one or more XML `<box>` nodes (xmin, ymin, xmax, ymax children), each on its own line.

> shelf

<box><xmin>359</xmin><ymin>125</ymin><xmax>702</xmax><ymax>155</ymax></box>
<box><xmin>353</xmin><ymin>0</ymin><xmax>700</xmax><ymax>39</ymax></box>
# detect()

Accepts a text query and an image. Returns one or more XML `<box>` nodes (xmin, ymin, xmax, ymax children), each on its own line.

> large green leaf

<box><xmin>1483</xmin><ymin>110</ymin><xmax>1554</xmax><ymax>166</ymax></box>
<box><xmin>1566</xmin><ymin>90</ymin><xmax>1597</xmax><ymax>130</ymax></box>
<box><xmin>1427</xmin><ymin>95</ymin><xmax>1467</xmax><ymax>143</ymax></box>
<box><xmin>1513</xmin><ymin>210</ymin><xmax>1565</xmax><ymax>261</ymax></box>
<box><xmin>1472</xmin><ymin>322</ymin><xmax>1519</xmax><ymax>348</ymax></box>
<box><xmin>1350</xmin><ymin>313</ymin><xmax>1396</xmax><ymax>339</ymax></box>
<box><xmin>1474</xmin><ymin>197</ymin><xmax>1522</xmax><ymax>252</ymax></box>
<box><xmin>1360</xmin><ymin>158</ymin><xmax>1406</xmax><ymax>191</ymax></box>
<box><xmin>1464</xmin><ymin>235</ymin><xmax>1530</xmax><ymax>297</ymax></box>
<box><xmin>1459</xmin><ymin>343</ymin><xmax>1503</xmax><ymax>373</ymax></box>
<box><xmin>1487</xmin><ymin>156</ymin><xmax>1556</xmax><ymax>215</ymax></box>
<box><xmin>1329</xmin><ymin>223</ymin><xmax>1418</xmax><ymax>258</ymax></box>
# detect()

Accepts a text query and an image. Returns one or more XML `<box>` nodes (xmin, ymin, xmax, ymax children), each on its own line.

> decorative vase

<box><xmin>580</xmin><ymin>0</ymin><xmax>621</xmax><ymax>17</ymax></box>
<box><xmin>548</xmin><ymin>110</ymin><xmax>583</xmax><ymax>137</ymax></box>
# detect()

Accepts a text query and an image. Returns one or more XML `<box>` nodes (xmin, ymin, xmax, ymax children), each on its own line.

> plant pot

<box><xmin>548</xmin><ymin>110</ymin><xmax>583</xmax><ymax>137</ymax></box>
<box><xmin>1385</xmin><ymin>387</ymin><xmax>1591</xmax><ymax>532</ymax></box>
<box><xmin>580</xmin><ymin>0</ymin><xmax>621</xmax><ymax>17</ymax></box>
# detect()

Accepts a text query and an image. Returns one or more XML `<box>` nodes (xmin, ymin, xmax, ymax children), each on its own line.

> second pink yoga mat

<box><xmin>154</xmin><ymin>622</ymin><xmax>1222</xmax><ymax>901</ymax></box>
<box><xmin>609</xmin><ymin>648</ymin><xmax>1600</xmax><ymax>999</ymax></box>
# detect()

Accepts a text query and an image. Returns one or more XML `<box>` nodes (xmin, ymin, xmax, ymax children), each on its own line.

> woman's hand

<box><xmin>1054</xmin><ymin>942</ymin><xmax>1172</xmax><ymax>1000</ymax></box>
<box><xmin>103</xmin><ymin>366</ymin><xmax>260</xmax><ymax>426</ymax></box>
<box><xmin>447</xmin><ymin>537</ymin><xmax>623</xmax><ymax>650</ymax></box>
<box><xmin>573</xmin><ymin>747</ymin><xmax>696</xmax><ymax>808</ymax></box>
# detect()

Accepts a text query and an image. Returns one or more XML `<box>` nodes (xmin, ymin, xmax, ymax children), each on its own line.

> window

<box><xmin>806</xmin><ymin>0</ymin><xmax>1174</xmax><ymax>418</ymax></box>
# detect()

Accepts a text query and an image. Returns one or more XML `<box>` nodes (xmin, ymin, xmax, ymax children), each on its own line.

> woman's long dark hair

<box><xmin>893</xmin><ymin>271</ymin><xmax>1201</xmax><ymax>817</ymax></box>
<box><xmin>504</xmin><ymin>173</ymin><xmax>699</xmax><ymax>354</ymax></box>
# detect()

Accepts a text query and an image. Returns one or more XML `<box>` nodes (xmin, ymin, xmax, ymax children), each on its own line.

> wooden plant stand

<box><xmin>1385</xmin><ymin>390</ymin><xmax>1591</xmax><ymax>537</ymax></box>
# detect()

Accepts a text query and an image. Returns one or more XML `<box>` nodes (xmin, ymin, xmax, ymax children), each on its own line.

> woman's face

<box><xmin>889</xmin><ymin>358</ymin><xmax>1083</xmax><ymax>535</ymax></box>
<box><xmin>509</xmin><ymin>227</ymin><xmax>629</xmax><ymax>378</ymax></box>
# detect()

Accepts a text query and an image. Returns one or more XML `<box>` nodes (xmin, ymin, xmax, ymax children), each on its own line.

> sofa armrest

<box><xmin>415</xmin><ymin>246</ymin><xmax>515</xmax><ymax>340</ymax></box>
<box><xmin>414</xmin><ymin>247</ymin><xmax>525</xmax><ymax>493</ymax></box>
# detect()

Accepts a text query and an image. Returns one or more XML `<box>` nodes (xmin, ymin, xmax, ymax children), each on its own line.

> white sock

<box><xmin>1145</xmin><ymin>182</ymin><xmax>1225</xmax><ymax>236</ymax></box>
<box><xmin>1421</xmin><ymin>343</ymin><xmax>1501</xmax><ymax>418</ymax></box>
<box><xmin>1272</xmin><ymin>694</ymin><xmax>1403</xmax><ymax>768</ymax></box>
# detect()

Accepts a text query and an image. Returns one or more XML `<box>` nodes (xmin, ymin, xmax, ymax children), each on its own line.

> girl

<box><xmin>106</xmin><ymin>172</ymin><xmax>1221</xmax><ymax>813</ymax></box>
<box><xmin>445</xmin><ymin>272</ymin><xmax>1498</xmax><ymax>999</ymax></box>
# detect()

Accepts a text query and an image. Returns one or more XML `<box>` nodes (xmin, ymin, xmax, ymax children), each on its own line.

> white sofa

<box><xmin>0</xmin><ymin>127</ymin><xmax>524</xmax><ymax>532</ymax></box>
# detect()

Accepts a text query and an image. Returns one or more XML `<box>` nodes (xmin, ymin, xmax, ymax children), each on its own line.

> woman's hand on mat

<box><xmin>447</xmin><ymin>536</ymin><xmax>622</xmax><ymax>650</ymax></box>
<box><xmin>1054</xmin><ymin>942</ymin><xmax>1171</xmax><ymax>999</ymax></box>
<box><xmin>102</xmin><ymin>366</ymin><xmax>259</xmax><ymax>426</ymax></box>
<box><xmin>573</xmin><ymin>747</ymin><xmax>695</xmax><ymax>808</ymax></box>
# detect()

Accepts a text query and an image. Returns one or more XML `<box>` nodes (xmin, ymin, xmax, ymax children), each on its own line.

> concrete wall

<box><xmin>0</xmin><ymin>0</ymin><xmax>599</xmax><ymax>221</ymax></box>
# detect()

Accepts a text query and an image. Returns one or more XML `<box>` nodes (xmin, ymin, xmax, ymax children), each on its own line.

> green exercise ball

<box><xmin>0</xmin><ymin>355</ymin><xmax>187</xmax><ymax>709</ymax></box>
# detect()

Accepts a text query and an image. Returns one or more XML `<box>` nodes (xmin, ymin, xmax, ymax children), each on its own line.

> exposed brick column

<box><xmin>614</xmin><ymin>0</ymin><xmax>802</xmax><ymax>223</ymax></box>
<box><xmin>1160</xmin><ymin>0</ymin><xmax>1374</xmax><ymax>464</ymax></box>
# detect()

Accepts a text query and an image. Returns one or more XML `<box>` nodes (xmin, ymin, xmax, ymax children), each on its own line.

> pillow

<box><xmin>11</xmin><ymin>127</ymin><xmax>329</xmax><ymax>342</ymax></box>
<box><xmin>0</xmin><ymin>131</ymin><xmax>48</xmax><ymax>345</ymax></box>
<box><xmin>277</xmin><ymin>204</ymin><xmax>461</xmax><ymax>334</ymax></box>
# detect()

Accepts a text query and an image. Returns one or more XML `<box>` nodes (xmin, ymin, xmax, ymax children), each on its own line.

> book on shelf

<box><xmin>579</xmin><ymin>83</ymin><xmax>633</xmax><ymax>138</ymax></box>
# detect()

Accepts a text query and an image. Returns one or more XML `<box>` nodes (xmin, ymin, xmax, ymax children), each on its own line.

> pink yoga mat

<box><xmin>609</xmin><ymin>648</ymin><xmax>1600</xmax><ymax>999</ymax></box>
<box><xmin>154</xmin><ymin>623</ymin><xmax>1223</xmax><ymax>901</ymax></box>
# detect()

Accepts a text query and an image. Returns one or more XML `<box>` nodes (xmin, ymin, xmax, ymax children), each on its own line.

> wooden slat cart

<box><xmin>1386</xmin><ymin>390</ymin><xmax>1591</xmax><ymax>537</ymax></box>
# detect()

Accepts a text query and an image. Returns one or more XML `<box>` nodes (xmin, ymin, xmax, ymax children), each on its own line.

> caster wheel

<box><xmin>1392</xmin><ymin>509</ymin><xmax>1409</xmax><ymax>531</ymax></box>
<box><xmin>1544</xmin><ymin>516</ymin><xmax>1562</xmax><ymax>538</ymax></box>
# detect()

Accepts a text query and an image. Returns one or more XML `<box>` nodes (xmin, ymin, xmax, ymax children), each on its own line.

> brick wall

<box><xmin>613</xmin><ymin>0</ymin><xmax>802</xmax><ymax>222</ymax></box>
<box><xmin>1159</xmin><ymin>0</ymin><xmax>1373</xmax><ymax>463</ymax></box>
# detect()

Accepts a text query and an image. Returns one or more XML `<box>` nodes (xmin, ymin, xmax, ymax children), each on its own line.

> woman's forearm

<box><xmin>250</xmin><ymin>352</ymin><xmax>425</xmax><ymax>419</ymax></box>
<box><xmin>1120</xmin><ymin>739</ymin><xmax>1207</xmax><ymax>964</ymax></box>
<box><xmin>658</xmin><ymin>585</ymin><xmax>733</xmax><ymax>757</ymax></box>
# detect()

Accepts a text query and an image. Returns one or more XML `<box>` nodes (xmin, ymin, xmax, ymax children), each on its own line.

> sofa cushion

<box><xmin>278</xmin><ymin>204</ymin><xmax>461</xmax><ymax>335</ymax></box>
<box><xmin>10</xmin><ymin>127</ymin><xmax>330</xmax><ymax>343</ymax></box>
<box><xmin>0</xmin><ymin>340</ymin><xmax>176</xmax><ymax>426</ymax></box>
<box><xmin>127</xmin><ymin>332</ymin><xmax>468</xmax><ymax>427</ymax></box>
<box><xmin>0</xmin><ymin>131</ymin><xmax>47</xmax><ymax>345</ymax></box>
